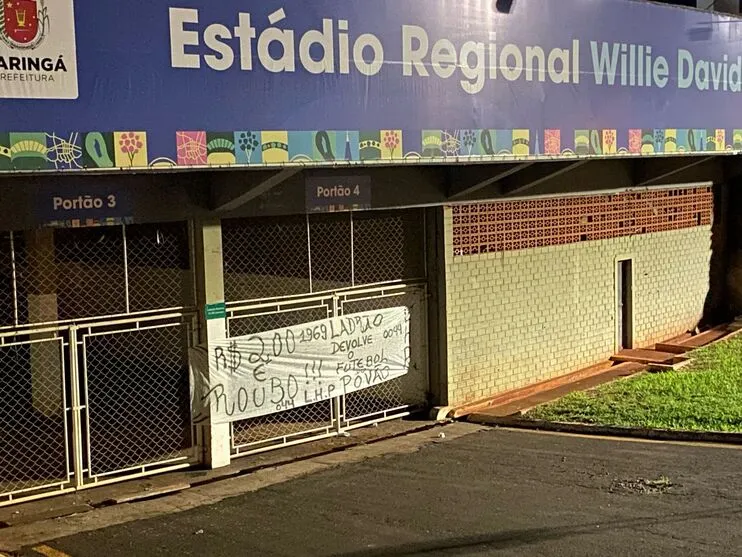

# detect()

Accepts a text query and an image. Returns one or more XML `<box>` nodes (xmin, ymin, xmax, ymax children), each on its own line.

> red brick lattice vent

<box><xmin>452</xmin><ymin>187</ymin><xmax>713</xmax><ymax>257</ymax></box>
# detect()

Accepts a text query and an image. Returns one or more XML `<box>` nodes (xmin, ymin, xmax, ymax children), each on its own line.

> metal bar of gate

<box><xmin>122</xmin><ymin>225</ymin><xmax>131</xmax><ymax>314</ymax></box>
<box><xmin>68</xmin><ymin>326</ymin><xmax>85</xmax><ymax>488</ymax></box>
<box><xmin>9</xmin><ymin>231</ymin><xmax>19</xmax><ymax>327</ymax></box>
<box><xmin>226</xmin><ymin>295</ymin><xmax>335</xmax><ymax>313</ymax></box>
<box><xmin>349</xmin><ymin>212</ymin><xmax>355</xmax><ymax>287</ymax></box>
<box><xmin>332</xmin><ymin>293</ymin><xmax>343</xmax><ymax>435</ymax></box>
<box><xmin>306</xmin><ymin>214</ymin><xmax>313</xmax><ymax>294</ymax></box>
<box><xmin>0</xmin><ymin>308</ymin><xmax>195</xmax><ymax>334</ymax></box>
<box><xmin>61</xmin><ymin>338</ymin><xmax>72</xmax><ymax>488</ymax></box>
<box><xmin>225</xmin><ymin>283</ymin><xmax>419</xmax><ymax>312</ymax></box>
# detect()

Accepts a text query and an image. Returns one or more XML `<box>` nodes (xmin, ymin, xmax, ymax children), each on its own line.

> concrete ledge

<box><xmin>101</xmin><ymin>483</ymin><xmax>192</xmax><ymax>506</ymax></box>
<box><xmin>448</xmin><ymin>361</ymin><xmax>618</xmax><ymax>419</ymax></box>
<box><xmin>0</xmin><ymin>422</ymin><xmax>486</xmax><ymax>553</ymax></box>
<box><xmin>0</xmin><ymin>418</ymin><xmax>435</xmax><ymax>531</ymax></box>
<box><xmin>0</xmin><ymin>504</ymin><xmax>94</xmax><ymax>528</ymax></box>
<box><xmin>467</xmin><ymin>414</ymin><xmax>742</xmax><ymax>446</ymax></box>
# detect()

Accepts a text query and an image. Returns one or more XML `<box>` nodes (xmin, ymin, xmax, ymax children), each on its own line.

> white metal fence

<box><xmin>222</xmin><ymin>210</ymin><xmax>430</xmax><ymax>458</ymax></box>
<box><xmin>0</xmin><ymin>209</ymin><xmax>431</xmax><ymax>501</ymax></box>
<box><xmin>0</xmin><ymin>330</ymin><xmax>71</xmax><ymax>504</ymax></box>
<box><xmin>338</xmin><ymin>286</ymin><xmax>429</xmax><ymax>430</ymax></box>
<box><xmin>77</xmin><ymin>315</ymin><xmax>197</xmax><ymax>485</ymax></box>
<box><xmin>0</xmin><ymin>223</ymin><xmax>194</xmax><ymax>331</ymax></box>
<box><xmin>226</xmin><ymin>283</ymin><xmax>429</xmax><ymax>456</ymax></box>
<box><xmin>226</xmin><ymin>297</ymin><xmax>336</xmax><ymax>454</ymax></box>
<box><xmin>0</xmin><ymin>223</ymin><xmax>197</xmax><ymax>506</ymax></box>
<box><xmin>0</xmin><ymin>315</ymin><xmax>196</xmax><ymax>506</ymax></box>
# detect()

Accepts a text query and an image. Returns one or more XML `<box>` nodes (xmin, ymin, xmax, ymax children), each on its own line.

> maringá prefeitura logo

<box><xmin>0</xmin><ymin>0</ymin><xmax>48</xmax><ymax>50</ymax></box>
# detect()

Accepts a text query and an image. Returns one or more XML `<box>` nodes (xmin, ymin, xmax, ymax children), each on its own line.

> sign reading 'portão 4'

<box><xmin>3</xmin><ymin>0</ymin><xmax>742</xmax><ymax>172</ymax></box>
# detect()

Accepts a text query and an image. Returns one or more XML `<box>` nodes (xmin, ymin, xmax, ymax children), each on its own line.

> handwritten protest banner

<box><xmin>190</xmin><ymin>306</ymin><xmax>410</xmax><ymax>424</ymax></box>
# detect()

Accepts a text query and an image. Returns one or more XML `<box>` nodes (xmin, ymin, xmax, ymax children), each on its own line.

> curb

<box><xmin>178</xmin><ymin>420</ymin><xmax>440</xmax><ymax>491</ymax></box>
<box><xmin>0</xmin><ymin>419</ymin><xmax>440</xmax><ymax>532</ymax></box>
<box><xmin>467</xmin><ymin>414</ymin><xmax>742</xmax><ymax>446</ymax></box>
<box><xmin>0</xmin><ymin>422</ymin><xmax>483</xmax><ymax>554</ymax></box>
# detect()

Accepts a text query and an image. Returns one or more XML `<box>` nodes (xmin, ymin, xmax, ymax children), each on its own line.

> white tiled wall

<box><xmin>444</xmin><ymin>206</ymin><xmax>711</xmax><ymax>406</ymax></box>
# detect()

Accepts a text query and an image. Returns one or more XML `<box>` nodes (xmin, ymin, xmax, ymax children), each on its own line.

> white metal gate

<box><xmin>0</xmin><ymin>210</ymin><xmax>431</xmax><ymax>500</ymax></box>
<box><xmin>0</xmin><ymin>224</ymin><xmax>197</xmax><ymax>506</ymax></box>
<box><xmin>0</xmin><ymin>329</ymin><xmax>71</xmax><ymax>504</ymax></box>
<box><xmin>222</xmin><ymin>210</ymin><xmax>430</xmax><ymax>457</ymax></box>
<box><xmin>75</xmin><ymin>315</ymin><xmax>196</xmax><ymax>486</ymax></box>
<box><xmin>337</xmin><ymin>285</ymin><xmax>429</xmax><ymax>430</ymax></box>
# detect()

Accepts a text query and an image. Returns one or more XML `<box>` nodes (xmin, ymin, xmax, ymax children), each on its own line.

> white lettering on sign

<box><xmin>316</xmin><ymin>184</ymin><xmax>362</xmax><ymax>198</ymax></box>
<box><xmin>169</xmin><ymin>7</ymin><xmax>384</xmax><ymax>76</ymax></box>
<box><xmin>51</xmin><ymin>194</ymin><xmax>117</xmax><ymax>211</ymax></box>
<box><xmin>167</xmin><ymin>6</ymin><xmax>742</xmax><ymax>96</ymax></box>
<box><xmin>189</xmin><ymin>306</ymin><xmax>410</xmax><ymax>424</ymax></box>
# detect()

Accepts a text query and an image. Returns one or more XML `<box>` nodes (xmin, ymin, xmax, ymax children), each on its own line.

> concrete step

<box><xmin>610</xmin><ymin>349</ymin><xmax>679</xmax><ymax>364</ymax></box>
<box><xmin>679</xmin><ymin>325</ymin><xmax>729</xmax><ymax>348</ymax></box>
<box><xmin>654</xmin><ymin>343</ymin><xmax>691</xmax><ymax>354</ymax></box>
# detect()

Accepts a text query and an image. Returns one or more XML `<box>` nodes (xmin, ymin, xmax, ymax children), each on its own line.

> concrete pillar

<box><xmin>192</xmin><ymin>219</ymin><xmax>231</xmax><ymax>469</ymax></box>
<box><xmin>25</xmin><ymin>229</ymin><xmax>63</xmax><ymax>418</ymax></box>
<box><xmin>426</xmin><ymin>207</ymin><xmax>449</xmax><ymax>408</ymax></box>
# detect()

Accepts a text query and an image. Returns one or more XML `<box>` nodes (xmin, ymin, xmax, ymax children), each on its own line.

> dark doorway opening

<box><xmin>617</xmin><ymin>259</ymin><xmax>633</xmax><ymax>350</ymax></box>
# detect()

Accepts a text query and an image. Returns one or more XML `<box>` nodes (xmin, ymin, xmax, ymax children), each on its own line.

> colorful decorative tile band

<box><xmin>0</xmin><ymin>129</ymin><xmax>738</xmax><ymax>172</ymax></box>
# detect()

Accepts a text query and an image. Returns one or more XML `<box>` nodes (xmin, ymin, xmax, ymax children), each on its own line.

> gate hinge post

<box><xmin>68</xmin><ymin>326</ymin><xmax>86</xmax><ymax>488</ymax></box>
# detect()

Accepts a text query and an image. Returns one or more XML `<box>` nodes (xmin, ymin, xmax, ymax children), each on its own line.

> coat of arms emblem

<box><xmin>1</xmin><ymin>0</ymin><xmax>48</xmax><ymax>49</ymax></box>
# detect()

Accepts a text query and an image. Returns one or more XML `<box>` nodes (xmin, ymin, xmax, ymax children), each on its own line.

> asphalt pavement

<box><xmin>17</xmin><ymin>427</ymin><xmax>742</xmax><ymax>556</ymax></box>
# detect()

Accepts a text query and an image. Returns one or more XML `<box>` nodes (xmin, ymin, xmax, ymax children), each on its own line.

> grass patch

<box><xmin>527</xmin><ymin>334</ymin><xmax>742</xmax><ymax>432</ymax></box>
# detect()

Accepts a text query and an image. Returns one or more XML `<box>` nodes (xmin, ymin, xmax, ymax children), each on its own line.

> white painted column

<box><xmin>193</xmin><ymin>219</ymin><xmax>231</xmax><ymax>469</ymax></box>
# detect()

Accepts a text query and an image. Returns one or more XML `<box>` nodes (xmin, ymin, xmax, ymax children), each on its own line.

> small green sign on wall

<box><xmin>205</xmin><ymin>301</ymin><xmax>226</xmax><ymax>321</ymax></box>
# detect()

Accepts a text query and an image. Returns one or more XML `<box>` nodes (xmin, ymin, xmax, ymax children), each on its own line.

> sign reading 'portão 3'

<box><xmin>2</xmin><ymin>0</ymin><xmax>742</xmax><ymax>172</ymax></box>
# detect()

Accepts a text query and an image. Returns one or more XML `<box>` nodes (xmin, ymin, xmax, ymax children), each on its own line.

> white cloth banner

<box><xmin>190</xmin><ymin>306</ymin><xmax>410</xmax><ymax>424</ymax></box>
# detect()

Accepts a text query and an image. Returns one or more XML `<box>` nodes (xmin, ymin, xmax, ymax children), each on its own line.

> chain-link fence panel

<box><xmin>222</xmin><ymin>209</ymin><xmax>426</xmax><ymax>305</ymax></box>
<box><xmin>343</xmin><ymin>369</ymin><xmax>405</xmax><ymax>423</ymax></box>
<box><xmin>10</xmin><ymin>227</ymin><xmax>127</xmax><ymax>322</ymax></box>
<box><xmin>0</xmin><ymin>335</ymin><xmax>70</xmax><ymax>503</ymax></box>
<box><xmin>82</xmin><ymin>323</ymin><xmax>192</xmax><ymax>477</ymax></box>
<box><xmin>231</xmin><ymin>400</ymin><xmax>335</xmax><ymax>453</ymax></box>
<box><xmin>228</xmin><ymin>306</ymin><xmax>330</xmax><ymax>338</ymax></box>
<box><xmin>127</xmin><ymin>222</ymin><xmax>193</xmax><ymax>312</ymax></box>
<box><xmin>353</xmin><ymin>210</ymin><xmax>426</xmax><ymax>284</ymax></box>
<box><xmin>1</xmin><ymin>222</ymin><xmax>194</xmax><ymax>505</ymax></box>
<box><xmin>52</xmin><ymin>227</ymin><xmax>128</xmax><ymax>320</ymax></box>
<box><xmin>224</xmin><ymin>209</ymin><xmax>429</xmax><ymax>455</ymax></box>
<box><xmin>227</xmin><ymin>303</ymin><xmax>336</xmax><ymax>453</ymax></box>
<box><xmin>3</xmin><ymin>222</ymin><xmax>194</xmax><ymax>329</ymax></box>
<box><xmin>339</xmin><ymin>287</ymin><xmax>429</xmax><ymax>424</ymax></box>
<box><xmin>308</xmin><ymin>213</ymin><xmax>353</xmax><ymax>292</ymax></box>
<box><xmin>223</xmin><ymin>216</ymin><xmax>310</xmax><ymax>302</ymax></box>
